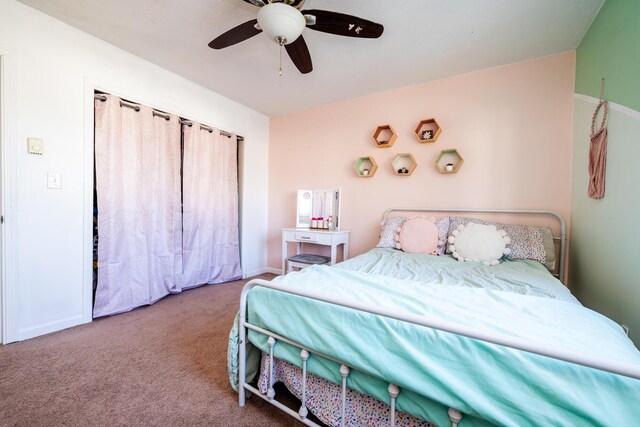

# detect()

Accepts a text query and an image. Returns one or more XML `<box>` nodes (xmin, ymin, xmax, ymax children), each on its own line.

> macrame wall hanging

<box><xmin>588</xmin><ymin>80</ymin><xmax>609</xmax><ymax>199</ymax></box>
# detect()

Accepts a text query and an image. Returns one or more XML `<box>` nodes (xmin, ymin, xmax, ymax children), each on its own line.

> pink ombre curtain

<box><xmin>93</xmin><ymin>95</ymin><xmax>183</xmax><ymax>317</ymax></box>
<box><xmin>181</xmin><ymin>123</ymin><xmax>242</xmax><ymax>289</ymax></box>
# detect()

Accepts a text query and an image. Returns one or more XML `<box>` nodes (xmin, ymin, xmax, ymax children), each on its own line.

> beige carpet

<box><xmin>0</xmin><ymin>274</ymin><xmax>312</xmax><ymax>427</ymax></box>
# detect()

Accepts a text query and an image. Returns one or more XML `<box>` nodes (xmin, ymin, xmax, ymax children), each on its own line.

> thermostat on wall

<box><xmin>28</xmin><ymin>137</ymin><xmax>43</xmax><ymax>155</ymax></box>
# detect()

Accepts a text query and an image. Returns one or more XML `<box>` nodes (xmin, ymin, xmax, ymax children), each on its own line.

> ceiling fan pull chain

<box><xmin>279</xmin><ymin>42</ymin><xmax>284</xmax><ymax>84</ymax></box>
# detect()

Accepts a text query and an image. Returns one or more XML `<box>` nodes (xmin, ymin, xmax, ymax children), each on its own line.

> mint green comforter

<box><xmin>239</xmin><ymin>250</ymin><xmax>640</xmax><ymax>425</ymax></box>
<box><xmin>336</xmin><ymin>248</ymin><xmax>578</xmax><ymax>303</ymax></box>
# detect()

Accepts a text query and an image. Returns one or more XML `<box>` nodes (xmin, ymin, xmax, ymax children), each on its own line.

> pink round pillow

<box><xmin>394</xmin><ymin>217</ymin><xmax>442</xmax><ymax>255</ymax></box>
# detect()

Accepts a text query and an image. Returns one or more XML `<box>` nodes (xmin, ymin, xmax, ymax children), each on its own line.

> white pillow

<box><xmin>448</xmin><ymin>223</ymin><xmax>511</xmax><ymax>266</ymax></box>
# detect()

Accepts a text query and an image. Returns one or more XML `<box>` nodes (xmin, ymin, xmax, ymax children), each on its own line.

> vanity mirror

<box><xmin>296</xmin><ymin>189</ymin><xmax>341</xmax><ymax>230</ymax></box>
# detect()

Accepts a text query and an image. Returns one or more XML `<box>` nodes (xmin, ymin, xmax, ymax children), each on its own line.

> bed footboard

<box><xmin>239</xmin><ymin>306</ymin><xmax>459</xmax><ymax>426</ymax></box>
<box><xmin>238</xmin><ymin>279</ymin><xmax>640</xmax><ymax>426</ymax></box>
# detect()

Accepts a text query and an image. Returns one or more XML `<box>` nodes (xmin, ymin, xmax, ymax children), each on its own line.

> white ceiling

<box><xmin>19</xmin><ymin>0</ymin><xmax>603</xmax><ymax>116</ymax></box>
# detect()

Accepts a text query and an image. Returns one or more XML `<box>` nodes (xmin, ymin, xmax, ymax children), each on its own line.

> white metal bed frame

<box><xmin>238</xmin><ymin>208</ymin><xmax>640</xmax><ymax>426</ymax></box>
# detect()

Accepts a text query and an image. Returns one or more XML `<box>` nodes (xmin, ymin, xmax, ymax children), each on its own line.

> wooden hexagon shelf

<box><xmin>373</xmin><ymin>125</ymin><xmax>397</xmax><ymax>148</ymax></box>
<box><xmin>414</xmin><ymin>118</ymin><xmax>442</xmax><ymax>143</ymax></box>
<box><xmin>435</xmin><ymin>148</ymin><xmax>464</xmax><ymax>174</ymax></box>
<box><xmin>392</xmin><ymin>153</ymin><xmax>417</xmax><ymax>176</ymax></box>
<box><xmin>355</xmin><ymin>156</ymin><xmax>378</xmax><ymax>178</ymax></box>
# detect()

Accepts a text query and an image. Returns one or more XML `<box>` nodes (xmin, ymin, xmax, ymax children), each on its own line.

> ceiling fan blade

<box><xmin>302</xmin><ymin>9</ymin><xmax>384</xmax><ymax>39</ymax></box>
<box><xmin>302</xmin><ymin>10</ymin><xmax>384</xmax><ymax>39</ymax></box>
<box><xmin>208</xmin><ymin>19</ymin><xmax>262</xmax><ymax>50</ymax></box>
<box><xmin>285</xmin><ymin>36</ymin><xmax>313</xmax><ymax>74</ymax></box>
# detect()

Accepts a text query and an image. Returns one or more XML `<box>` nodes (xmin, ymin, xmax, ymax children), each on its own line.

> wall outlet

<box><xmin>621</xmin><ymin>324</ymin><xmax>630</xmax><ymax>336</ymax></box>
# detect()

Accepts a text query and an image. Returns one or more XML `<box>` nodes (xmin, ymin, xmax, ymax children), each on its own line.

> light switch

<box><xmin>47</xmin><ymin>172</ymin><xmax>62</xmax><ymax>189</ymax></box>
<box><xmin>28</xmin><ymin>138</ymin><xmax>43</xmax><ymax>155</ymax></box>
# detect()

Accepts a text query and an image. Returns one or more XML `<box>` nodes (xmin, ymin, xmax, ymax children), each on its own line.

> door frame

<box><xmin>0</xmin><ymin>51</ymin><xmax>19</xmax><ymax>344</ymax></box>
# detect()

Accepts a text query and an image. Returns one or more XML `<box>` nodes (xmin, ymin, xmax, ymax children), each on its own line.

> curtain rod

<box><xmin>153</xmin><ymin>110</ymin><xmax>170</xmax><ymax>121</ymax></box>
<box><xmin>119</xmin><ymin>99</ymin><xmax>140</xmax><ymax>112</ymax></box>
<box><xmin>180</xmin><ymin>120</ymin><xmax>214</xmax><ymax>134</ymax></box>
<box><xmin>94</xmin><ymin>93</ymin><xmax>244</xmax><ymax>141</ymax></box>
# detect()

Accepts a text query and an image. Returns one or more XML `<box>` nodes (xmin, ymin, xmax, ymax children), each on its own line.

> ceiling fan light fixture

<box><xmin>257</xmin><ymin>3</ymin><xmax>306</xmax><ymax>45</ymax></box>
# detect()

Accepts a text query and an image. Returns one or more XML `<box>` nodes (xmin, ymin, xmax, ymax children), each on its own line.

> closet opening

<box><xmin>92</xmin><ymin>90</ymin><xmax>244</xmax><ymax>317</ymax></box>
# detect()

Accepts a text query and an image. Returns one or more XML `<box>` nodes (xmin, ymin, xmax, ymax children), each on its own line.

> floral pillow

<box><xmin>376</xmin><ymin>216</ymin><xmax>407</xmax><ymax>248</ymax></box>
<box><xmin>434</xmin><ymin>216</ymin><xmax>450</xmax><ymax>255</ymax></box>
<box><xmin>377</xmin><ymin>216</ymin><xmax>449</xmax><ymax>255</ymax></box>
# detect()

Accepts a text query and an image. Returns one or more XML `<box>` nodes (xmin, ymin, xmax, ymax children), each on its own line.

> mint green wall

<box><xmin>571</xmin><ymin>100</ymin><xmax>640</xmax><ymax>345</ymax></box>
<box><xmin>575</xmin><ymin>0</ymin><xmax>640</xmax><ymax>111</ymax></box>
<box><xmin>572</xmin><ymin>0</ymin><xmax>640</xmax><ymax>346</ymax></box>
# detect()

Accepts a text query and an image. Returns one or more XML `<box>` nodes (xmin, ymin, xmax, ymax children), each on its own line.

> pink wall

<box><xmin>268</xmin><ymin>51</ymin><xmax>576</xmax><ymax>270</ymax></box>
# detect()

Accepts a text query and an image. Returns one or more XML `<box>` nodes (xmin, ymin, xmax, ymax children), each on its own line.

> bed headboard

<box><xmin>383</xmin><ymin>208</ymin><xmax>567</xmax><ymax>284</ymax></box>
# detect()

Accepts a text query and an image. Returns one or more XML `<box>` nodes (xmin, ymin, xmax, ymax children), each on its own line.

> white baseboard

<box><xmin>18</xmin><ymin>314</ymin><xmax>88</xmax><ymax>341</ymax></box>
<box><xmin>243</xmin><ymin>267</ymin><xmax>282</xmax><ymax>278</ymax></box>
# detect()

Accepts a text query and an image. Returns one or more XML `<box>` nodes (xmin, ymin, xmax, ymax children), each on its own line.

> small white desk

<box><xmin>282</xmin><ymin>228</ymin><xmax>350</xmax><ymax>274</ymax></box>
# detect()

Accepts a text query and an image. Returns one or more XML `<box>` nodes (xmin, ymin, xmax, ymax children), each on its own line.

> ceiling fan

<box><xmin>208</xmin><ymin>0</ymin><xmax>384</xmax><ymax>74</ymax></box>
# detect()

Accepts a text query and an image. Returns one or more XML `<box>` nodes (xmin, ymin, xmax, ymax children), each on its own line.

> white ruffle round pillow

<box><xmin>447</xmin><ymin>222</ymin><xmax>511</xmax><ymax>266</ymax></box>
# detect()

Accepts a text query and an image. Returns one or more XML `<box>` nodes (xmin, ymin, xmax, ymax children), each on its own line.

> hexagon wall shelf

<box><xmin>373</xmin><ymin>125</ymin><xmax>397</xmax><ymax>148</ymax></box>
<box><xmin>435</xmin><ymin>149</ymin><xmax>464</xmax><ymax>174</ymax></box>
<box><xmin>355</xmin><ymin>156</ymin><xmax>378</xmax><ymax>178</ymax></box>
<box><xmin>414</xmin><ymin>118</ymin><xmax>442</xmax><ymax>143</ymax></box>
<box><xmin>392</xmin><ymin>153</ymin><xmax>417</xmax><ymax>176</ymax></box>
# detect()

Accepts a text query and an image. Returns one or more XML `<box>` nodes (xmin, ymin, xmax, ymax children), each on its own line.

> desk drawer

<box><xmin>294</xmin><ymin>232</ymin><xmax>319</xmax><ymax>242</ymax></box>
<box><xmin>293</xmin><ymin>232</ymin><xmax>333</xmax><ymax>245</ymax></box>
